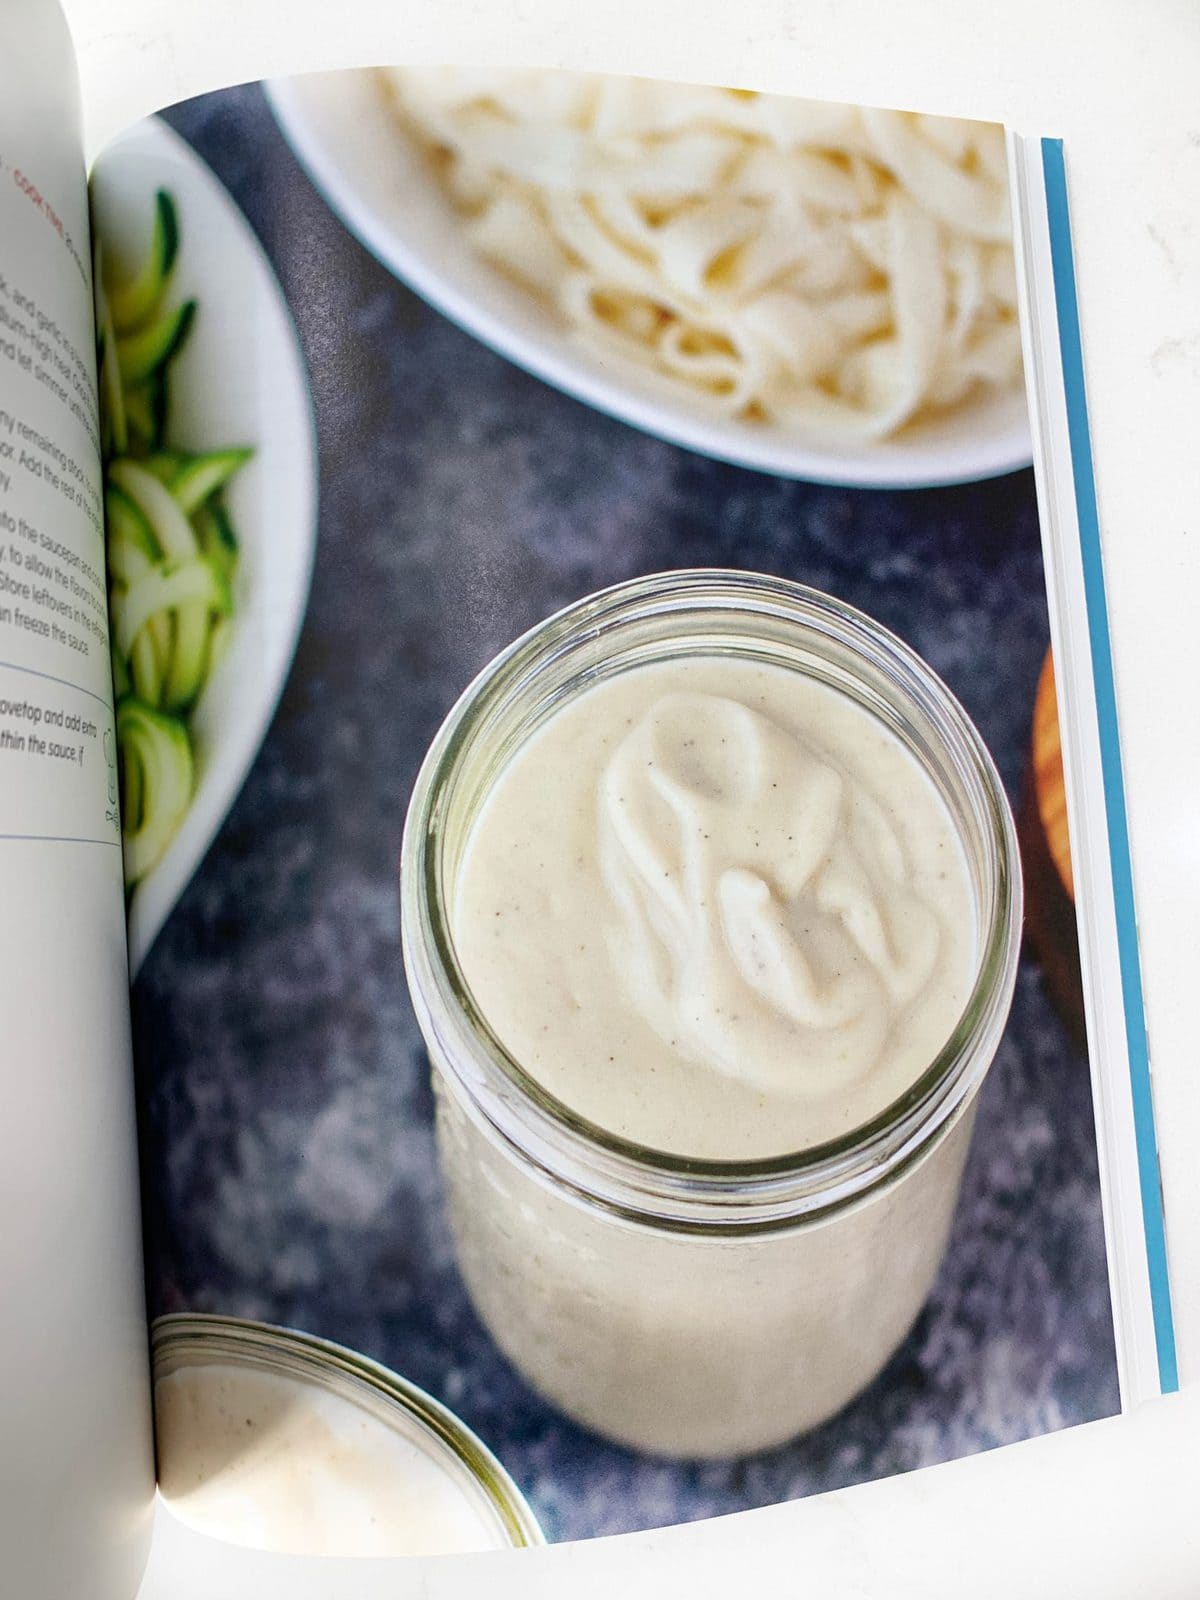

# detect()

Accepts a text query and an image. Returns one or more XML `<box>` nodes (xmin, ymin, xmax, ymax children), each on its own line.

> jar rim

<box><xmin>151</xmin><ymin>1313</ymin><xmax>545</xmax><ymax>1548</ymax></box>
<box><xmin>401</xmin><ymin>570</ymin><xmax>1022</xmax><ymax>1229</ymax></box>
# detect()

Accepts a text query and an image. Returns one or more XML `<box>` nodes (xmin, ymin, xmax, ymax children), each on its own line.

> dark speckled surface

<box><xmin>132</xmin><ymin>83</ymin><xmax>1119</xmax><ymax>1542</ymax></box>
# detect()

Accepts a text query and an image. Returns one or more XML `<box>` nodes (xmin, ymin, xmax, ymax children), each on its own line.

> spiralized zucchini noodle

<box><xmin>380</xmin><ymin>68</ymin><xmax>1022</xmax><ymax>442</ymax></box>
<box><xmin>96</xmin><ymin>191</ymin><xmax>251</xmax><ymax>888</ymax></box>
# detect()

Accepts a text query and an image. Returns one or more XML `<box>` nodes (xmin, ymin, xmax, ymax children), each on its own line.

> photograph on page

<box><xmin>87</xmin><ymin>66</ymin><xmax>1121</xmax><ymax>1554</ymax></box>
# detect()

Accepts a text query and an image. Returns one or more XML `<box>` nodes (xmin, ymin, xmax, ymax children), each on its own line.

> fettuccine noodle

<box><xmin>378</xmin><ymin>68</ymin><xmax>1022</xmax><ymax>444</ymax></box>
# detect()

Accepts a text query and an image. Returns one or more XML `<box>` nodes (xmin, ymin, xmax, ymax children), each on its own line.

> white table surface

<box><xmin>57</xmin><ymin>0</ymin><xmax>1200</xmax><ymax>1590</ymax></box>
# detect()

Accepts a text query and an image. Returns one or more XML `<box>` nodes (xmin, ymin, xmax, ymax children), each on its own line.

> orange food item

<box><xmin>1032</xmin><ymin>651</ymin><xmax>1074</xmax><ymax>901</ymax></box>
<box><xmin>1019</xmin><ymin>647</ymin><xmax>1084</xmax><ymax>1043</ymax></box>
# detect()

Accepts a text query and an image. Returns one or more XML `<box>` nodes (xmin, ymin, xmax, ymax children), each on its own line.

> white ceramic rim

<box><xmin>90</xmin><ymin>117</ymin><xmax>319</xmax><ymax>975</ymax></box>
<box><xmin>265</xmin><ymin>69</ymin><xmax>1033</xmax><ymax>489</ymax></box>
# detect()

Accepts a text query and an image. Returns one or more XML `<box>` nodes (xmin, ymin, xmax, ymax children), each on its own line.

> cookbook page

<box><xmin>92</xmin><ymin>68</ymin><xmax>1118</xmax><ymax>1559</ymax></box>
<box><xmin>132</xmin><ymin>1382</ymin><xmax>1200</xmax><ymax>1600</ymax></box>
<box><xmin>0</xmin><ymin>2</ymin><xmax>155</xmax><ymax>1598</ymax></box>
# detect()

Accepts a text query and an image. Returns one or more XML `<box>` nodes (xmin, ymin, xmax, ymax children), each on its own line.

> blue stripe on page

<box><xmin>1041</xmin><ymin>136</ymin><xmax>1178</xmax><ymax>1394</ymax></box>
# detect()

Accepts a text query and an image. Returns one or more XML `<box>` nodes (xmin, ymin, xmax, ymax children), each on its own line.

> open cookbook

<box><xmin>1</xmin><ymin>1</ymin><xmax>1185</xmax><ymax>1595</ymax></box>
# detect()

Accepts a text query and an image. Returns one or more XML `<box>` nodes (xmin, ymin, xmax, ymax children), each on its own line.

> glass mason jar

<box><xmin>401</xmin><ymin>571</ymin><xmax>1022</xmax><ymax>1459</ymax></box>
<box><xmin>152</xmin><ymin>1314</ymin><xmax>544</xmax><ymax>1552</ymax></box>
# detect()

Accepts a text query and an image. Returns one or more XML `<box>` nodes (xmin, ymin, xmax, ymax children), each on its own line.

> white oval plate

<box><xmin>266</xmin><ymin>70</ymin><xmax>1031</xmax><ymax>489</ymax></box>
<box><xmin>91</xmin><ymin>118</ymin><xmax>318</xmax><ymax>975</ymax></box>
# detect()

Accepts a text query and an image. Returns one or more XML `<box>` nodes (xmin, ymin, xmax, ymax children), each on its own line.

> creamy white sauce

<box><xmin>454</xmin><ymin>657</ymin><xmax>976</xmax><ymax>1158</ymax></box>
<box><xmin>155</xmin><ymin>1363</ymin><xmax>514</xmax><ymax>1556</ymax></box>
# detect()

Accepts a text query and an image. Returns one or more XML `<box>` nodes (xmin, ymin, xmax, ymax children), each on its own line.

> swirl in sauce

<box><xmin>453</xmin><ymin>657</ymin><xmax>976</xmax><ymax>1159</ymax></box>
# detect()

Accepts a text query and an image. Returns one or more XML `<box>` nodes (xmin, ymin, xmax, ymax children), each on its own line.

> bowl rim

<box><xmin>92</xmin><ymin>115</ymin><xmax>319</xmax><ymax>975</ymax></box>
<box><xmin>265</xmin><ymin>70</ymin><xmax>1033</xmax><ymax>490</ymax></box>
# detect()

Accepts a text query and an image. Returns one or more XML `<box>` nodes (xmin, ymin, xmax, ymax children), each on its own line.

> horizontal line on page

<box><xmin>0</xmin><ymin>834</ymin><xmax>121</xmax><ymax>846</ymax></box>
<box><xmin>0</xmin><ymin>659</ymin><xmax>112</xmax><ymax>708</ymax></box>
